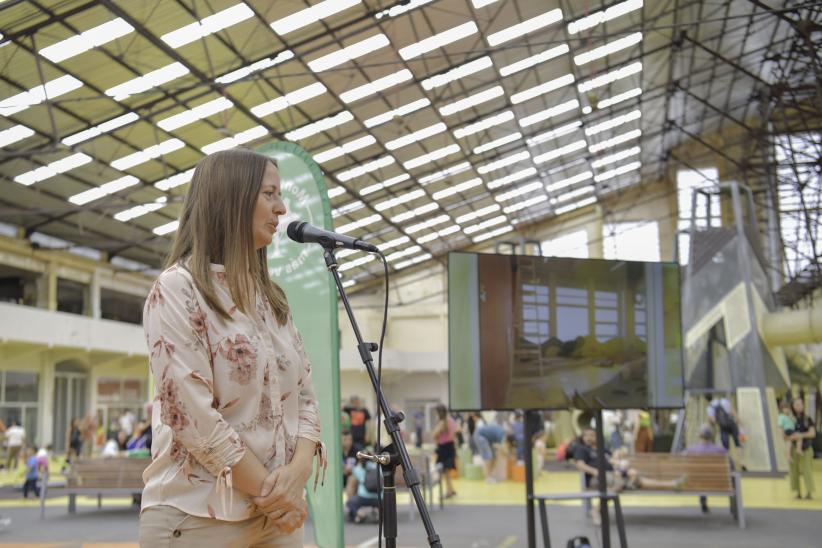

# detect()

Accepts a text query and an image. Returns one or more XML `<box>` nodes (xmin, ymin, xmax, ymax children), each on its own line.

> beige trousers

<box><xmin>139</xmin><ymin>505</ymin><xmax>304</xmax><ymax>548</ymax></box>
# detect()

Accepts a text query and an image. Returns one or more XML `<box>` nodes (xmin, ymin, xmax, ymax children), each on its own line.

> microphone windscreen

<box><xmin>286</xmin><ymin>220</ymin><xmax>304</xmax><ymax>243</ymax></box>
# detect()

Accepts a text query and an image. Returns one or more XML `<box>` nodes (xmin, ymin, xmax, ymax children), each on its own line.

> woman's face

<box><xmin>793</xmin><ymin>398</ymin><xmax>804</xmax><ymax>415</ymax></box>
<box><xmin>252</xmin><ymin>162</ymin><xmax>286</xmax><ymax>250</ymax></box>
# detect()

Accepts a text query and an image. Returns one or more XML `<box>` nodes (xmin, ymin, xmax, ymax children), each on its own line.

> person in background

<box><xmin>474</xmin><ymin>419</ymin><xmax>505</xmax><ymax>483</ymax></box>
<box><xmin>683</xmin><ymin>424</ymin><xmax>726</xmax><ymax>513</ymax></box>
<box><xmin>345</xmin><ymin>460</ymin><xmax>380</xmax><ymax>523</ymax></box>
<box><xmin>432</xmin><ymin>404</ymin><xmax>458</xmax><ymax>498</ymax></box>
<box><xmin>22</xmin><ymin>448</ymin><xmax>39</xmax><ymax>499</ymax></box>
<box><xmin>119</xmin><ymin>410</ymin><xmax>135</xmax><ymax>438</ymax></box>
<box><xmin>511</xmin><ymin>412</ymin><xmax>525</xmax><ymax>462</ymax></box>
<box><xmin>67</xmin><ymin>418</ymin><xmax>82</xmax><ymax>465</ymax></box>
<box><xmin>633</xmin><ymin>409</ymin><xmax>653</xmax><ymax>453</ymax></box>
<box><xmin>789</xmin><ymin>398</ymin><xmax>816</xmax><ymax>499</ymax></box>
<box><xmin>341</xmin><ymin>430</ymin><xmax>357</xmax><ymax>489</ymax></box>
<box><xmin>466</xmin><ymin>412</ymin><xmax>481</xmax><ymax>455</ymax></box>
<box><xmin>777</xmin><ymin>399</ymin><xmax>799</xmax><ymax>464</ymax></box>
<box><xmin>706</xmin><ymin>395</ymin><xmax>743</xmax><ymax>451</ymax></box>
<box><xmin>5</xmin><ymin>420</ymin><xmax>25</xmax><ymax>470</ymax></box>
<box><xmin>413</xmin><ymin>410</ymin><xmax>424</xmax><ymax>449</ymax></box>
<box><xmin>126</xmin><ymin>421</ymin><xmax>151</xmax><ymax>451</ymax></box>
<box><xmin>344</xmin><ymin>395</ymin><xmax>371</xmax><ymax>453</ymax></box>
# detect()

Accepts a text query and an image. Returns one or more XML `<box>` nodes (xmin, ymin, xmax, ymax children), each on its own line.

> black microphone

<box><xmin>286</xmin><ymin>220</ymin><xmax>379</xmax><ymax>253</ymax></box>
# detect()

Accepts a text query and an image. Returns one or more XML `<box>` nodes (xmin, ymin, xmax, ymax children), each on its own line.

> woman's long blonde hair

<box><xmin>165</xmin><ymin>148</ymin><xmax>289</xmax><ymax>325</ymax></box>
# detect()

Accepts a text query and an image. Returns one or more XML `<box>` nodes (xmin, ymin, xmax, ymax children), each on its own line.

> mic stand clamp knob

<box><xmin>356</xmin><ymin>451</ymin><xmax>391</xmax><ymax>466</ymax></box>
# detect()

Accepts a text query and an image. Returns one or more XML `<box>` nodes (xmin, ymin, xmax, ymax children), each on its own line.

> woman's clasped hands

<box><xmin>253</xmin><ymin>461</ymin><xmax>312</xmax><ymax>533</ymax></box>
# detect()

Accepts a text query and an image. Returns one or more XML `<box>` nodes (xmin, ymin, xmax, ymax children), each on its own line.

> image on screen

<box><xmin>448</xmin><ymin>252</ymin><xmax>684</xmax><ymax>411</ymax></box>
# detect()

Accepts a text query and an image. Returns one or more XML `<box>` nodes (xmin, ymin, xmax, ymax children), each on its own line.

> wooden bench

<box><xmin>63</xmin><ymin>457</ymin><xmax>149</xmax><ymax>513</ymax></box>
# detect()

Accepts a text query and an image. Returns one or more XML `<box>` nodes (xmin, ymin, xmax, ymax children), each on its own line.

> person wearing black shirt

<box><xmin>343</xmin><ymin>395</ymin><xmax>372</xmax><ymax>453</ymax></box>
<box><xmin>789</xmin><ymin>398</ymin><xmax>816</xmax><ymax>499</ymax></box>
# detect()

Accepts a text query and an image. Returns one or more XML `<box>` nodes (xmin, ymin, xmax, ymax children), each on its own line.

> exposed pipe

<box><xmin>763</xmin><ymin>307</ymin><xmax>822</xmax><ymax>346</ymax></box>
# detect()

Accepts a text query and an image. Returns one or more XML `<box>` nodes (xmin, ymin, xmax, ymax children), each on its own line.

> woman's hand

<box><xmin>252</xmin><ymin>460</ymin><xmax>313</xmax><ymax>528</ymax></box>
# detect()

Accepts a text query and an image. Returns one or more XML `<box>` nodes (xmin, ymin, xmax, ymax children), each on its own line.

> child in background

<box><xmin>22</xmin><ymin>448</ymin><xmax>39</xmax><ymax>499</ymax></box>
<box><xmin>777</xmin><ymin>399</ymin><xmax>799</xmax><ymax>463</ymax></box>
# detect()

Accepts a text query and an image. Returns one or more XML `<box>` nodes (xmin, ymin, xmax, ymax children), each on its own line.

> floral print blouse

<box><xmin>141</xmin><ymin>262</ymin><xmax>322</xmax><ymax>521</ymax></box>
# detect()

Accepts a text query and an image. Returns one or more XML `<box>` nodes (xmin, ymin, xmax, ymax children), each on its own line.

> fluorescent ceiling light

<box><xmin>477</xmin><ymin>150</ymin><xmax>530</xmax><ymax>174</ymax></box>
<box><xmin>158</xmin><ymin>97</ymin><xmax>233</xmax><ymax>131</ymax></box>
<box><xmin>574</xmin><ymin>32</ymin><xmax>642</xmax><ymax>65</ymax></box>
<box><xmin>403</xmin><ymin>144</ymin><xmax>461</xmax><ymax>170</ymax></box>
<box><xmin>518</xmin><ymin>99</ymin><xmax>579</xmax><ymax>128</ymax></box>
<box><xmin>328</xmin><ymin>187</ymin><xmax>347</xmax><ymax>199</ymax></box>
<box><xmin>577</xmin><ymin>62</ymin><xmax>642</xmax><ymax>93</ymax></box>
<box><xmin>454</xmin><ymin>110</ymin><xmax>514</xmax><ymax>138</ymax></box>
<box><xmin>399</xmin><ymin>21</ymin><xmax>478</xmax><ymax>60</ymax></box>
<box><xmin>341</xmin><ymin>279</ymin><xmax>356</xmax><ymax>288</ymax></box>
<box><xmin>503</xmin><ymin>195</ymin><xmax>547</xmax><ymax>213</ymax></box>
<box><xmin>588</xmin><ymin>128</ymin><xmax>642</xmax><ymax>153</ymax></box>
<box><xmin>439</xmin><ymin>86</ymin><xmax>504</xmax><ymax>116</ymax></box>
<box><xmin>14</xmin><ymin>152</ymin><xmax>93</xmax><ymax>186</ymax></box>
<box><xmin>394</xmin><ymin>252</ymin><xmax>433</xmax><ymax>270</ymax></box>
<box><xmin>584</xmin><ymin>109</ymin><xmax>641</xmax><ymax>136</ymax></box>
<box><xmin>473</xmin><ymin>225</ymin><xmax>513</xmax><ymax>243</ymax></box>
<box><xmin>162</xmin><ymin>4</ymin><xmax>254</xmax><ymax>48</ymax></box>
<box><xmin>555</xmin><ymin>196</ymin><xmax>597</xmax><ymax>215</ymax></box>
<box><xmin>591</xmin><ymin>146</ymin><xmax>641</xmax><ymax>169</ymax></box>
<box><xmin>40</xmin><ymin>18</ymin><xmax>134</xmax><ymax>62</ymax></box>
<box><xmin>597</xmin><ymin>87</ymin><xmax>642</xmax><ymax>109</ymax></box>
<box><xmin>215</xmin><ymin>50</ymin><xmax>294</xmax><ymax>84</ymax></box>
<box><xmin>499</xmin><ymin>44</ymin><xmax>569</xmax><ymax>77</ymax></box>
<box><xmin>308</xmin><ymin>34</ymin><xmax>389</xmax><ymax>72</ymax></box>
<box><xmin>487</xmin><ymin>167</ymin><xmax>538</xmax><ymax>189</ymax></box>
<box><xmin>339</xmin><ymin>254</ymin><xmax>375</xmax><ymax>272</ymax></box>
<box><xmin>154</xmin><ymin>168</ymin><xmax>195</xmax><ymax>191</ymax></box>
<box><xmin>153</xmin><ymin>220</ymin><xmax>179</xmax><ymax>236</ymax></box>
<box><xmin>364</xmin><ymin>98</ymin><xmax>430</xmax><ymax>128</ymax></box>
<box><xmin>593</xmin><ymin>160</ymin><xmax>641</xmax><ymax>183</ymax></box>
<box><xmin>114</xmin><ymin>197</ymin><xmax>167</xmax><ymax>221</ymax></box>
<box><xmin>376</xmin><ymin>0</ymin><xmax>434</xmax><ymax>19</ymax></box>
<box><xmin>69</xmin><ymin>175</ymin><xmax>140</xmax><ymax>205</ymax></box>
<box><xmin>0</xmin><ymin>75</ymin><xmax>82</xmax><ymax>116</ymax></box>
<box><xmin>464</xmin><ymin>214</ymin><xmax>507</xmax><ymax>234</ymax></box>
<box><xmin>286</xmin><ymin>111</ymin><xmax>353</xmax><ymax>141</ymax></box>
<box><xmin>456</xmin><ymin>204</ymin><xmax>500</xmax><ymax>224</ymax></box>
<box><xmin>417</xmin><ymin>224</ymin><xmax>461</xmax><ymax>243</ymax></box>
<box><xmin>419</xmin><ymin>162</ymin><xmax>471</xmax><ymax>185</ymax></box>
<box><xmin>337</xmin><ymin>155</ymin><xmax>395</xmax><ymax>181</ymax></box>
<box><xmin>62</xmin><ymin>112</ymin><xmax>139</xmax><ymax>146</ymax></box>
<box><xmin>392</xmin><ymin>202</ymin><xmax>439</xmax><ymax>222</ymax></box>
<box><xmin>487</xmin><ymin>9</ymin><xmax>562</xmax><ymax>46</ymax></box>
<box><xmin>375</xmin><ymin>189</ymin><xmax>426</xmax><ymax>212</ymax></box>
<box><xmin>271</xmin><ymin>0</ymin><xmax>360</xmax><ymax>35</ymax></box>
<box><xmin>313</xmin><ymin>135</ymin><xmax>376</xmax><ymax>164</ymax></box>
<box><xmin>332</xmin><ymin>200</ymin><xmax>365</xmax><ymax>218</ymax></box>
<box><xmin>422</xmin><ymin>56</ymin><xmax>492</xmax><ymax>90</ymax></box>
<box><xmin>111</xmin><ymin>139</ymin><xmax>185</xmax><ymax>171</ymax></box>
<box><xmin>250</xmin><ymin>82</ymin><xmax>326</xmax><ymax>118</ymax></box>
<box><xmin>406</xmin><ymin>214</ymin><xmax>450</xmax><ymax>234</ymax></box>
<box><xmin>105</xmin><ymin>62</ymin><xmax>189</xmax><ymax>101</ymax></box>
<box><xmin>433</xmin><ymin>177</ymin><xmax>482</xmax><ymax>200</ymax></box>
<box><xmin>473</xmin><ymin>132</ymin><xmax>522</xmax><ymax>155</ymax></box>
<box><xmin>360</xmin><ymin>173</ymin><xmax>410</xmax><ymax>195</ymax></box>
<box><xmin>553</xmin><ymin>185</ymin><xmax>595</xmax><ymax>204</ymax></box>
<box><xmin>201</xmin><ymin>126</ymin><xmax>267</xmax><ymax>155</ymax></box>
<box><xmin>340</xmin><ymin>69</ymin><xmax>412</xmax><ymax>103</ymax></box>
<box><xmin>386</xmin><ymin>245</ymin><xmax>423</xmax><ymax>261</ymax></box>
<box><xmin>527</xmin><ymin>121</ymin><xmax>581</xmax><ymax>146</ymax></box>
<box><xmin>568</xmin><ymin>0</ymin><xmax>643</xmax><ymax>34</ymax></box>
<box><xmin>380</xmin><ymin>235</ymin><xmax>412</xmax><ymax>250</ymax></box>
<box><xmin>510</xmin><ymin>74</ymin><xmax>574</xmax><ymax>105</ymax></box>
<box><xmin>545</xmin><ymin>171</ymin><xmax>593</xmax><ymax>192</ymax></box>
<box><xmin>533</xmin><ymin>139</ymin><xmax>587</xmax><ymax>164</ymax></box>
<box><xmin>0</xmin><ymin>124</ymin><xmax>35</xmax><ymax>147</ymax></box>
<box><xmin>336</xmin><ymin>213</ymin><xmax>381</xmax><ymax>234</ymax></box>
<box><xmin>385</xmin><ymin>122</ymin><xmax>446</xmax><ymax>150</ymax></box>
<box><xmin>495</xmin><ymin>181</ymin><xmax>543</xmax><ymax>202</ymax></box>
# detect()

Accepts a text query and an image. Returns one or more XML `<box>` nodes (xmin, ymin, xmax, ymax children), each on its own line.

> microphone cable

<box><xmin>375</xmin><ymin>251</ymin><xmax>388</xmax><ymax>548</ymax></box>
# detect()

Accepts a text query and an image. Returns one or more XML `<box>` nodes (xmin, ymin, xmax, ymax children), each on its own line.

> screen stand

<box><xmin>594</xmin><ymin>409</ymin><xmax>612</xmax><ymax>548</ymax></box>
<box><xmin>322</xmin><ymin>249</ymin><xmax>442</xmax><ymax>548</ymax></box>
<box><xmin>524</xmin><ymin>410</ymin><xmax>537</xmax><ymax>547</ymax></box>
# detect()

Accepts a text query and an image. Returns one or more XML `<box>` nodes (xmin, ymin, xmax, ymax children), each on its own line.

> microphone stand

<box><xmin>322</xmin><ymin>249</ymin><xmax>442</xmax><ymax>548</ymax></box>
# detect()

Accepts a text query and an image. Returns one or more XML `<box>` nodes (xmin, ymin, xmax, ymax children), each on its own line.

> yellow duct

<box><xmin>762</xmin><ymin>307</ymin><xmax>822</xmax><ymax>346</ymax></box>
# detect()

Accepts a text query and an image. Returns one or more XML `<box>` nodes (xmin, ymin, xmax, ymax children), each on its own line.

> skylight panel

<box><xmin>574</xmin><ymin>33</ymin><xmax>642</xmax><ymax>66</ymax></box>
<box><xmin>153</xmin><ymin>220</ymin><xmax>179</xmax><ymax>236</ymax></box>
<box><xmin>432</xmin><ymin>177</ymin><xmax>482</xmax><ymax>200</ymax></box>
<box><xmin>510</xmin><ymin>74</ymin><xmax>575</xmax><ymax>105</ymax></box>
<box><xmin>360</xmin><ymin>173</ymin><xmax>411</xmax><ymax>195</ymax></box>
<box><xmin>158</xmin><ymin>97</ymin><xmax>233</xmax><ymax>131</ymax></box>
<box><xmin>0</xmin><ymin>124</ymin><xmax>35</xmax><ymax>147</ymax></box>
<box><xmin>394</xmin><ymin>252</ymin><xmax>433</xmax><ymax>270</ymax></box>
<box><xmin>215</xmin><ymin>50</ymin><xmax>294</xmax><ymax>84</ymax></box>
<box><xmin>250</xmin><ymin>82</ymin><xmax>327</xmax><ymax>118</ymax></box>
<box><xmin>363</xmin><ymin>98</ymin><xmax>430</xmax><ymax>128</ymax></box>
<box><xmin>308</xmin><ymin>34</ymin><xmax>389</xmax><ymax>72</ymax></box>
<box><xmin>403</xmin><ymin>144</ymin><xmax>461</xmax><ymax>170</ymax></box>
<box><xmin>487</xmin><ymin>167</ymin><xmax>538</xmax><ymax>189</ymax></box>
<box><xmin>328</xmin><ymin>187</ymin><xmax>347</xmax><ymax>199</ymax></box>
<box><xmin>154</xmin><ymin>168</ymin><xmax>195</xmax><ymax>191</ymax></box>
<box><xmin>545</xmin><ymin>171</ymin><xmax>593</xmax><ymax>192</ymax></box>
<box><xmin>380</xmin><ymin>235</ymin><xmax>412</xmax><ymax>250</ymax></box>
<box><xmin>40</xmin><ymin>18</ymin><xmax>134</xmax><ymax>62</ymax></box>
<box><xmin>584</xmin><ymin>109</ymin><xmax>641</xmax><ymax>136</ymax></box>
<box><xmin>161</xmin><ymin>4</ymin><xmax>254</xmax><ymax>48</ymax></box>
<box><xmin>503</xmin><ymin>195</ymin><xmax>547</xmax><ymax>213</ymax></box>
<box><xmin>568</xmin><ymin>0</ymin><xmax>643</xmax><ymax>34</ymax></box>
<box><xmin>577</xmin><ymin>62</ymin><xmax>642</xmax><ymax>93</ymax></box>
<box><xmin>111</xmin><ymin>139</ymin><xmax>185</xmax><ymax>171</ymax></box>
<box><xmin>477</xmin><ymin>150</ymin><xmax>530</xmax><ymax>174</ymax></box>
<box><xmin>0</xmin><ymin>75</ymin><xmax>82</xmax><ymax>116</ymax></box>
<box><xmin>555</xmin><ymin>196</ymin><xmax>596</xmax><ymax>215</ymax></box>
<box><xmin>386</xmin><ymin>245</ymin><xmax>423</xmax><ymax>261</ymax></box>
<box><xmin>456</xmin><ymin>204</ymin><xmax>501</xmax><ymax>224</ymax></box>
<box><xmin>201</xmin><ymin>126</ymin><xmax>267</xmax><ymax>155</ymax></box>
<box><xmin>596</xmin><ymin>87</ymin><xmax>642</xmax><ymax>109</ymax></box>
<box><xmin>421</xmin><ymin>57</ymin><xmax>492</xmax><ymax>90</ymax></box>
<box><xmin>114</xmin><ymin>197</ymin><xmax>167</xmax><ymax>221</ymax></box>
<box><xmin>553</xmin><ymin>185</ymin><xmax>595</xmax><ymax>203</ymax></box>
<box><xmin>69</xmin><ymin>175</ymin><xmax>140</xmax><ymax>205</ymax></box>
<box><xmin>337</xmin><ymin>155</ymin><xmax>395</xmax><ymax>181</ymax></box>
<box><xmin>588</xmin><ymin>128</ymin><xmax>641</xmax><ymax>153</ymax></box>
<box><xmin>464</xmin><ymin>214</ymin><xmax>507</xmax><ymax>234</ymax></box>
<box><xmin>399</xmin><ymin>21</ymin><xmax>478</xmax><ymax>60</ymax></box>
<box><xmin>439</xmin><ymin>86</ymin><xmax>504</xmax><ymax>116</ymax></box>
<box><xmin>593</xmin><ymin>161</ymin><xmax>641</xmax><ymax>182</ymax></box>
<box><xmin>473</xmin><ymin>132</ymin><xmax>522</xmax><ymax>155</ymax></box>
<box><xmin>14</xmin><ymin>152</ymin><xmax>93</xmax><ymax>186</ymax></box>
<box><xmin>376</xmin><ymin>0</ymin><xmax>434</xmax><ymax>19</ymax></box>
<box><xmin>518</xmin><ymin>99</ymin><xmax>579</xmax><ymax>128</ymax></box>
<box><xmin>533</xmin><ymin>140</ymin><xmax>587</xmax><ymax>164</ymax></box>
<box><xmin>487</xmin><ymin>9</ymin><xmax>563</xmax><ymax>46</ymax></box>
<box><xmin>495</xmin><ymin>181</ymin><xmax>543</xmax><ymax>202</ymax></box>
<box><xmin>392</xmin><ymin>202</ymin><xmax>439</xmax><ymax>222</ymax></box>
<box><xmin>270</xmin><ymin>0</ymin><xmax>361</xmax><ymax>35</ymax></box>
<box><xmin>406</xmin><ymin>214</ymin><xmax>450</xmax><ymax>234</ymax></box>
<box><xmin>339</xmin><ymin>254</ymin><xmax>376</xmax><ymax>272</ymax></box>
<box><xmin>385</xmin><ymin>122</ymin><xmax>446</xmax><ymax>150</ymax></box>
<box><xmin>340</xmin><ymin>69</ymin><xmax>413</xmax><ymax>103</ymax></box>
<box><xmin>61</xmin><ymin>112</ymin><xmax>139</xmax><ymax>146</ymax></box>
<box><xmin>332</xmin><ymin>200</ymin><xmax>365</xmax><ymax>218</ymax></box>
<box><xmin>418</xmin><ymin>162</ymin><xmax>471</xmax><ymax>185</ymax></box>
<box><xmin>473</xmin><ymin>225</ymin><xmax>513</xmax><ymax>243</ymax></box>
<box><xmin>285</xmin><ymin>111</ymin><xmax>354</xmax><ymax>141</ymax></box>
<box><xmin>498</xmin><ymin>44</ymin><xmax>569</xmax><ymax>77</ymax></box>
<box><xmin>313</xmin><ymin>135</ymin><xmax>376</xmax><ymax>164</ymax></box>
<box><xmin>336</xmin><ymin>213</ymin><xmax>381</xmax><ymax>234</ymax></box>
<box><xmin>105</xmin><ymin>62</ymin><xmax>189</xmax><ymax>101</ymax></box>
<box><xmin>454</xmin><ymin>111</ymin><xmax>514</xmax><ymax>139</ymax></box>
<box><xmin>590</xmin><ymin>146</ymin><xmax>641</xmax><ymax>169</ymax></box>
<box><xmin>526</xmin><ymin>121</ymin><xmax>581</xmax><ymax>146</ymax></box>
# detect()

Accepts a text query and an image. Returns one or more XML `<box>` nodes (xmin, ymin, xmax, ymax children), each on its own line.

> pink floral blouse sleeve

<box><xmin>288</xmin><ymin>317</ymin><xmax>321</xmax><ymax>444</ymax></box>
<box><xmin>145</xmin><ymin>268</ymin><xmax>246</xmax><ymax>477</ymax></box>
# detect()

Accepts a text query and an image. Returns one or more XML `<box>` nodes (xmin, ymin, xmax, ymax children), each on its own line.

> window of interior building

<box><xmin>603</xmin><ymin>221</ymin><xmax>660</xmax><ymax>262</ymax></box>
<box><xmin>96</xmin><ymin>377</ymin><xmax>147</xmax><ymax>435</ymax></box>
<box><xmin>541</xmin><ymin>230</ymin><xmax>589</xmax><ymax>258</ymax></box>
<box><xmin>521</xmin><ymin>283</ymin><xmax>550</xmax><ymax>344</ymax></box>
<box><xmin>56</xmin><ymin>278</ymin><xmax>87</xmax><ymax>315</ymax></box>
<box><xmin>555</xmin><ymin>286</ymin><xmax>589</xmax><ymax>341</ymax></box>
<box><xmin>0</xmin><ymin>371</ymin><xmax>40</xmax><ymax>443</ymax></box>
<box><xmin>594</xmin><ymin>290</ymin><xmax>619</xmax><ymax>342</ymax></box>
<box><xmin>100</xmin><ymin>288</ymin><xmax>144</xmax><ymax>325</ymax></box>
<box><xmin>677</xmin><ymin>168</ymin><xmax>721</xmax><ymax>264</ymax></box>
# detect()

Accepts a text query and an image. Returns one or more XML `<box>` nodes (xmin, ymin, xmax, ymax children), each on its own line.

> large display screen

<box><xmin>448</xmin><ymin>252</ymin><xmax>684</xmax><ymax>411</ymax></box>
